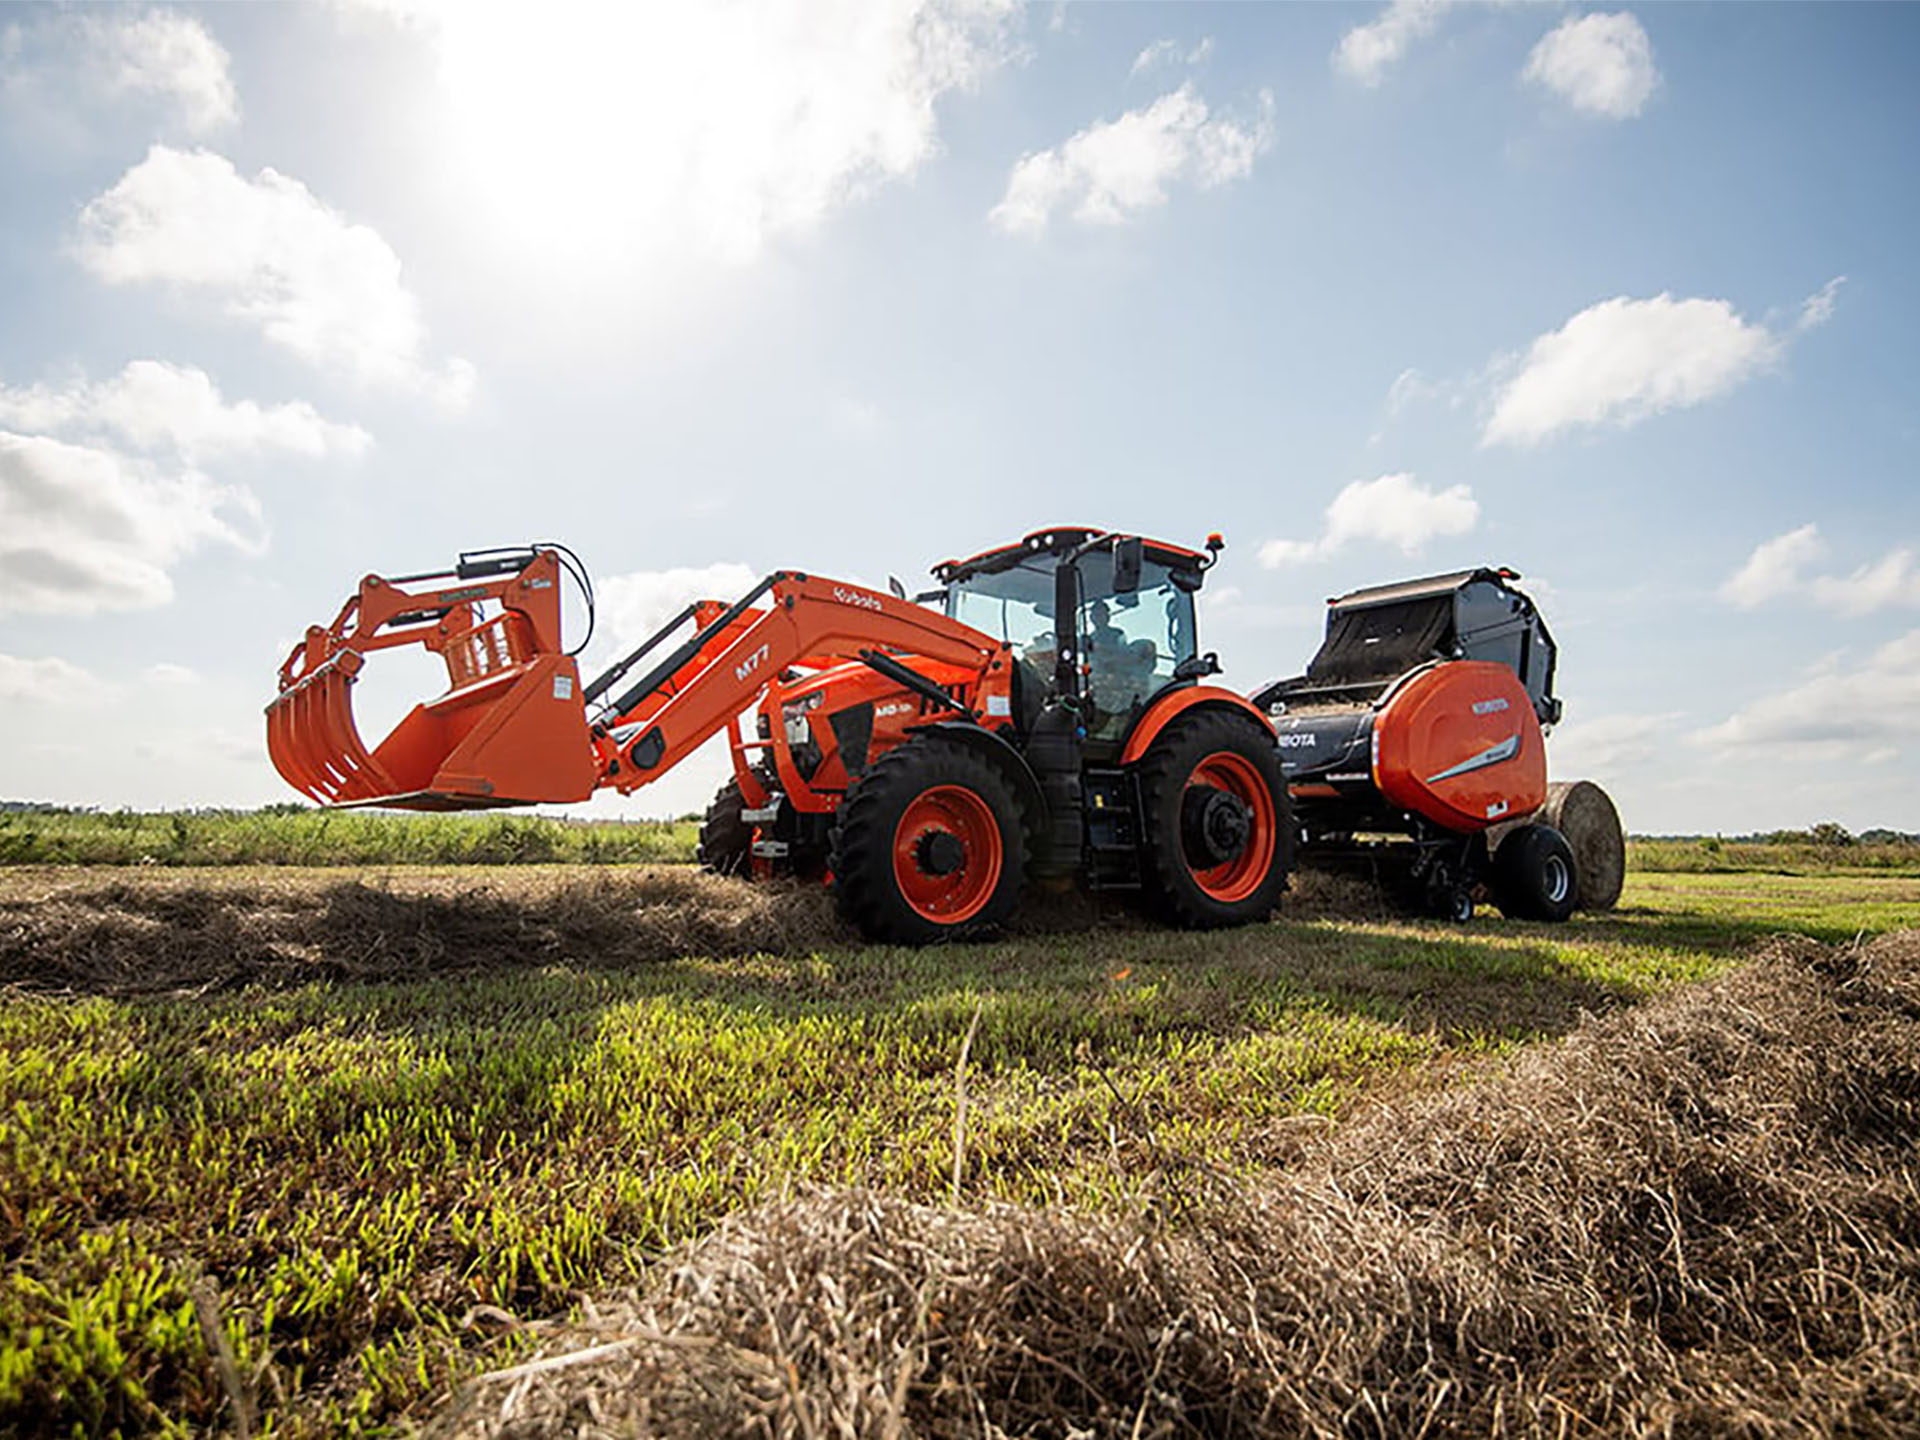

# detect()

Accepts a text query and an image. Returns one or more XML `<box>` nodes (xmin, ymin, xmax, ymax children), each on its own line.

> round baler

<box><xmin>1253</xmin><ymin>567</ymin><xmax>1619</xmax><ymax>921</ymax></box>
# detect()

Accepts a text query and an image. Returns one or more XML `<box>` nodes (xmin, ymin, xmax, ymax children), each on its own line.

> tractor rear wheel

<box><xmin>1134</xmin><ymin>709</ymin><xmax>1290</xmax><ymax>928</ymax></box>
<box><xmin>1490</xmin><ymin>822</ymin><xmax>1577</xmax><ymax>922</ymax></box>
<box><xmin>830</xmin><ymin>736</ymin><xmax>1027</xmax><ymax>944</ymax></box>
<box><xmin>696</xmin><ymin>779</ymin><xmax>752</xmax><ymax>875</ymax></box>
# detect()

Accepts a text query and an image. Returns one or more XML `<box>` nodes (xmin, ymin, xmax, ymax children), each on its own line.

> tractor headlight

<box><xmin>782</xmin><ymin>692</ymin><xmax>822</xmax><ymax>745</ymax></box>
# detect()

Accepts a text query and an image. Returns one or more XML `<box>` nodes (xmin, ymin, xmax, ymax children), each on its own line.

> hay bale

<box><xmin>1541</xmin><ymin>779</ymin><xmax>1625</xmax><ymax>910</ymax></box>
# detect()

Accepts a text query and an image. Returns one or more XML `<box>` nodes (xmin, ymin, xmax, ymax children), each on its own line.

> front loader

<box><xmin>268</xmin><ymin>529</ymin><xmax>1291</xmax><ymax>944</ymax></box>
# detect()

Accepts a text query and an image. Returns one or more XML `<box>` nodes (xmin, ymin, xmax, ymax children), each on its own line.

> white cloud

<box><xmin>1523</xmin><ymin>12</ymin><xmax>1659</xmax><ymax>119</ymax></box>
<box><xmin>354</xmin><ymin>0</ymin><xmax>1018</xmax><ymax>269</ymax></box>
<box><xmin>0</xmin><ymin>361</ymin><xmax>370</xmax><ymax>462</ymax></box>
<box><xmin>1482</xmin><ymin>292</ymin><xmax>1781</xmax><ymax>447</ymax></box>
<box><xmin>74</xmin><ymin>146</ymin><xmax>474</xmax><ymax>405</ymax></box>
<box><xmin>1798</xmin><ymin>275</ymin><xmax>1846</xmax><ymax>332</ymax></box>
<box><xmin>1811</xmin><ymin>550</ymin><xmax>1920</xmax><ymax>616</ymax></box>
<box><xmin>1721</xmin><ymin>524</ymin><xmax>1824</xmax><ymax>609</ymax></box>
<box><xmin>0</xmin><ymin>654</ymin><xmax>109</xmax><ymax>706</ymax></box>
<box><xmin>144</xmin><ymin>662</ymin><xmax>198</xmax><ymax>687</ymax></box>
<box><xmin>1697</xmin><ymin>629</ymin><xmax>1920</xmax><ymax>751</ymax></box>
<box><xmin>1130</xmin><ymin>36</ymin><xmax>1212</xmax><ymax>79</ymax></box>
<box><xmin>0</xmin><ymin>431</ymin><xmax>260</xmax><ymax>616</ymax></box>
<box><xmin>1721</xmin><ymin>525</ymin><xmax>1920</xmax><ymax>616</ymax></box>
<box><xmin>990</xmin><ymin>83</ymin><xmax>1274</xmax><ymax>236</ymax></box>
<box><xmin>0</xmin><ymin>8</ymin><xmax>235</xmax><ymax>148</ymax></box>
<box><xmin>1334</xmin><ymin>0</ymin><xmax>1447</xmax><ymax>87</ymax></box>
<box><xmin>1547</xmin><ymin>710</ymin><xmax>1683</xmax><ymax>776</ymax></box>
<box><xmin>587</xmin><ymin>563</ymin><xmax>762</xmax><ymax>682</ymax></box>
<box><xmin>1259</xmin><ymin>473</ymin><xmax>1479</xmax><ymax>567</ymax></box>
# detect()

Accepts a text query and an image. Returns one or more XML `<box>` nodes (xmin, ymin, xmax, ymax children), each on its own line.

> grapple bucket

<box><xmin>266</xmin><ymin>548</ymin><xmax>599</xmax><ymax>810</ymax></box>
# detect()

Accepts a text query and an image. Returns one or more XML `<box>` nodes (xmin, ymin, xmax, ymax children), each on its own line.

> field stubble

<box><xmin>0</xmin><ymin>862</ymin><xmax>1915</xmax><ymax>1435</ymax></box>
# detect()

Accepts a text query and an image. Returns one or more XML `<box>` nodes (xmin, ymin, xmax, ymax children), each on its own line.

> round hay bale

<box><xmin>1540</xmin><ymin>779</ymin><xmax>1625</xmax><ymax>911</ymax></box>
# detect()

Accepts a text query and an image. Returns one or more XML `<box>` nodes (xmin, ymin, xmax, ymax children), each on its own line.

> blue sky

<box><xmin>1</xmin><ymin>1</ymin><xmax>1916</xmax><ymax>833</ymax></box>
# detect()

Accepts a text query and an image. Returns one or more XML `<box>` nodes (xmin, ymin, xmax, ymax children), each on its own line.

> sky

<box><xmin>1</xmin><ymin>0</ymin><xmax>1916</xmax><ymax>834</ymax></box>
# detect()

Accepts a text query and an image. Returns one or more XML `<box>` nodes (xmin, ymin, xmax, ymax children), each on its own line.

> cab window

<box><xmin>1078</xmin><ymin>561</ymin><xmax>1195</xmax><ymax>741</ymax></box>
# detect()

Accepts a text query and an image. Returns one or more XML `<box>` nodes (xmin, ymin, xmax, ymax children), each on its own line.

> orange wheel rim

<box><xmin>1185</xmin><ymin>751</ymin><xmax>1277</xmax><ymax>903</ymax></box>
<box><xmin>892</xmin><ymin>785</ymin><xmax>1003</xmax><ymax>924</ymax></box>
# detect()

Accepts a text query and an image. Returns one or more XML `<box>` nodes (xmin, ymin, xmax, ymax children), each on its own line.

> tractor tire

<box><xmin>1134</xmin><ymin>709</ymin><xmax>1291</xmax><ymax>928</ymax></box>
<box><xmin>830</xmin><ymin>736</ymin><xmax>1027</xmax><ymax>945</ymax></box>
<box><xmin>696</xmin><ymin>779</ymin><xmax>753</xmax><ymax>876</ymax></box>
<box><xmin>1490</xmin><ymin>822</ymin><xmax>1577</xmax><ymax>922</ymax></box>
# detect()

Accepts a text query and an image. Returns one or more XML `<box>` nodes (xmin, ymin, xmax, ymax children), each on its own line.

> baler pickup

<box><xmin>265</xmin><ymin>546</ymin><xmax>599</xmax><ymax>810</ymax></box>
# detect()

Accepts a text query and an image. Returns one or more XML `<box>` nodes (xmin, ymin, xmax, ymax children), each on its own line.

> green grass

<box><xmin>0</xmin><ymin>808</ymin><xmax>697</xmax><ymax>868</ymax></box>
<box><xmin>1630</xmin><ymin>835</ymin><xmax>1920</xmax><ymax>875</ymax></box>
<box><xmin>0</xmin><ymin>867</ymin><xmax>1914</xmax><ymax>1435</ymax></box>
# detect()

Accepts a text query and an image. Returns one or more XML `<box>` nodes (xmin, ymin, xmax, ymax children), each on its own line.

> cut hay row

<box><xmin>0</xmin><ymin>866</ymin><xmax>1396</xmax><ymax>998</ymax></box>
<box><xmin>434</xmin><ymin>931</ymin><xmax>1920</xmax><ymax>1439</ymax></box>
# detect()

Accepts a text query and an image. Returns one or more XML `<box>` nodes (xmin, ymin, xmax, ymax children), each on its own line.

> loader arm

<box><xmin>593</xmin><ymin>571</ymin><xmax>1012</xmax><ymax>796</ymax></box>
<box><xmin>268</xmin><ymin>548</ymin><xmax>1013</xmax><ymax>812</ymax></box>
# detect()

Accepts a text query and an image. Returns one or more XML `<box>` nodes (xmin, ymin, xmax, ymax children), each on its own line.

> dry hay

<box><xmin>430</xmin><ymin>930</ymin><xmax>1920</xmax><ymax>1439</ymax></box>
<box><xmin>1542</xmin><ymin>780</ymin><xmax>1627</xmax><ymax>912</ymax></box>
<box><xmin>0</xmin><ymin>863</ymin><xmax>1310</xmax><ymax>997</ymax></box>
<box><xmin>0</xmin><ymin>869</ymin><xmax>846</xmax><ymax>995</ymax></box>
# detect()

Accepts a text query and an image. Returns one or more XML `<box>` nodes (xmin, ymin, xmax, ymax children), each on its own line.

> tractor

<box><xmin>267</xmin><ymin>528</ymin><xmax>1291</xmax><ymax>943</ymax></box>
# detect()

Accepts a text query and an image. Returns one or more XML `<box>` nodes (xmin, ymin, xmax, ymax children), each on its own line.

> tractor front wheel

<box><xmin>1135</xmin><ymin>709</ymin><xmax>1290</xmax><ymax>928</ymax></box>
<box><xmin>830</xmin><ymin>737</ymin><xmax>1027</xmax><ymax>944</ymax></box>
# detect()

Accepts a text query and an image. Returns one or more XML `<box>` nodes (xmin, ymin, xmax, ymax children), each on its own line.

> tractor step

<box><xmin>752</xmin><ymin>839</ymin><xmax>790</xmax><ymax>858</ymax></box>
<box><xmin>740</xmin><ymin>804</ymin><xmax>781</xmax><ymax>824</ymax></box>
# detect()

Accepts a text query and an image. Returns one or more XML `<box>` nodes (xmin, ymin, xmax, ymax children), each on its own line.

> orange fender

<box><xmin>1119</xmin><ymin>685</ymin><xmax>1274</xmax><ymax>766</ymax></box>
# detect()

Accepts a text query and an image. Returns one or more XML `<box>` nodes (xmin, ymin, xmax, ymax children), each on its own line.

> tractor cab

<box><xmin>933</xmin><ymin>527</ymin><xmax>1214</xmax><ymax>751</ymax></box>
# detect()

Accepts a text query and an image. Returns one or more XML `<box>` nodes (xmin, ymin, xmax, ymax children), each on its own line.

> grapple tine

<box><xmin>265</xmin><ymin>696</ymin><xmax>323</xmax><ymax>802</ymax></box>
<box><xmin>288</xmin><ymin>680</ymin><xmax>340</xmax><ymax>801</ymax></box>
<box><xmin>320</xmin><ymin>664</ymin><xmax>396</xmax><ymax>801</ymax></box>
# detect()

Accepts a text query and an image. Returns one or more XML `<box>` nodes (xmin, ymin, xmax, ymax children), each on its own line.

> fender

<box><xmin>908</xmin><ymin>719</ymin><xmax>1049</xmax><ymax>831</ymax></box>
<box><xmin>1119</xmin><ymin>685</ymin><xmax>1274</xmax><ymax>766</ymax></box>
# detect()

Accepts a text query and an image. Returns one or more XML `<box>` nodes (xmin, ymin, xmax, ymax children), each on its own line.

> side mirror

<box><xmin>1111</xmin><ymin>536</ymin><xmax>1143</xmax><ymax>594</ymax></box>
<box><xmin>888</xmin><ymin>576</ymin><xmax>906</xmax><ymax>599</ymax></box>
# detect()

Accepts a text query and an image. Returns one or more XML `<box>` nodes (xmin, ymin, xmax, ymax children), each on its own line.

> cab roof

<box><xmin>933</xmin><ymin>527</ymin><xmax>1209</xmax><ymax>584</ymax></box>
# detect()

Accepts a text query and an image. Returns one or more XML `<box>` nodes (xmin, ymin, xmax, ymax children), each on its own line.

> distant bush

<box><xmin>0</xmin><ymin>807</ymin><xmax>697</xmax><ymax>867</ymax></box>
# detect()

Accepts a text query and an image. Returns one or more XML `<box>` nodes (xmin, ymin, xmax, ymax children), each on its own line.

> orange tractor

<box><xmin>267</xmin><ymin>530</ymin><xmax>1291</xmax><ymax>943</ymax></box>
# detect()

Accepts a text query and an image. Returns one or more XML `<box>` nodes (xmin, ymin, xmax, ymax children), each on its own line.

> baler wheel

<box><xmin>1490</xmin><ymin>822</ymin><xmax>1578</xmax><ymax>923</ymax></box>
<box><xmin>697</xmin><ymin>779</ymin><xmax>753</xmax><ymax>875</ymax></box>
<box><xmin>1541</xmin><ymin>780</ymin><xmax>1626</xmax><ymax>911</ymax></box>
<box><xmin>1134</xmin><ymin>709</ymin><xmax>1291</xmax><ymax>928</ymax></box>
<box><xmin>831</xmin><ymin>736</ymin><xmax>1026</xmax><ymax>944</ymax></box>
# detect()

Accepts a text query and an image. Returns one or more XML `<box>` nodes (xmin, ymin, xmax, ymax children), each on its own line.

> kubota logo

<box><xmin>833</xmin><ymin>586</ymin><xmax>884</xmax><ymax>611</ymax></box>
<box><xmin>1472</xmin><ymin>697</ymin><xmax>1510</xmax><ymax>715</ymax></box>
<box><xmin>876</xmin><ymin>703</ymin><xmax>913</xmax><ymax>718</ymax></box>
<box><xmin>1275</xmin><ymin>732</ymin><xmax>1318</xmax><ymax>748</ymax></box>
<box><xmin>734</xmin><ymin>644</ymin><xmax>771</xmax><ymax>683</ymax></box>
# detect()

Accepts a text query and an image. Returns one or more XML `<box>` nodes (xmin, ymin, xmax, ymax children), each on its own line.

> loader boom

<box><xmin>592</xmin><ymin>570</ymin><xmax>1012</xmax><ymax>797</ymax></box>
<box><xmin>267</xmin><ymin>548</ymin><xmax>1013</xmax><ymax>812</ymax></box>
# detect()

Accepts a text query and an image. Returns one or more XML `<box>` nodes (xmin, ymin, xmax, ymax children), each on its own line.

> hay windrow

<box><xmin>0</xmin><ymin>869</ymin><xmax>847</xmax><ymax>995</ymax></box>
<box><xmin>0</xmin><ymin>866</ymin><xmax>1369</xmax><ymax>996</ymax></box>
<box><xmin>432</xmin><ymin>931</ymin><xmax>1920</xmax><ymax>1439</ymax></box>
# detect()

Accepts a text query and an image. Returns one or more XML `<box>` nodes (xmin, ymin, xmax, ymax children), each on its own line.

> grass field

<box><xmin>0</xmin><ymin>809</ymin><xmax>697</xmax><ymax>868</ymax></box>
<box><xmin>1</xmin><ymin>858</ymin><xmax>1915</xmax><ymax>1435</ymax></box>
<box><xmin>7</xmin><ymin>805</ymin><xmax>1916</xmax><ymax>877</ymax></box>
